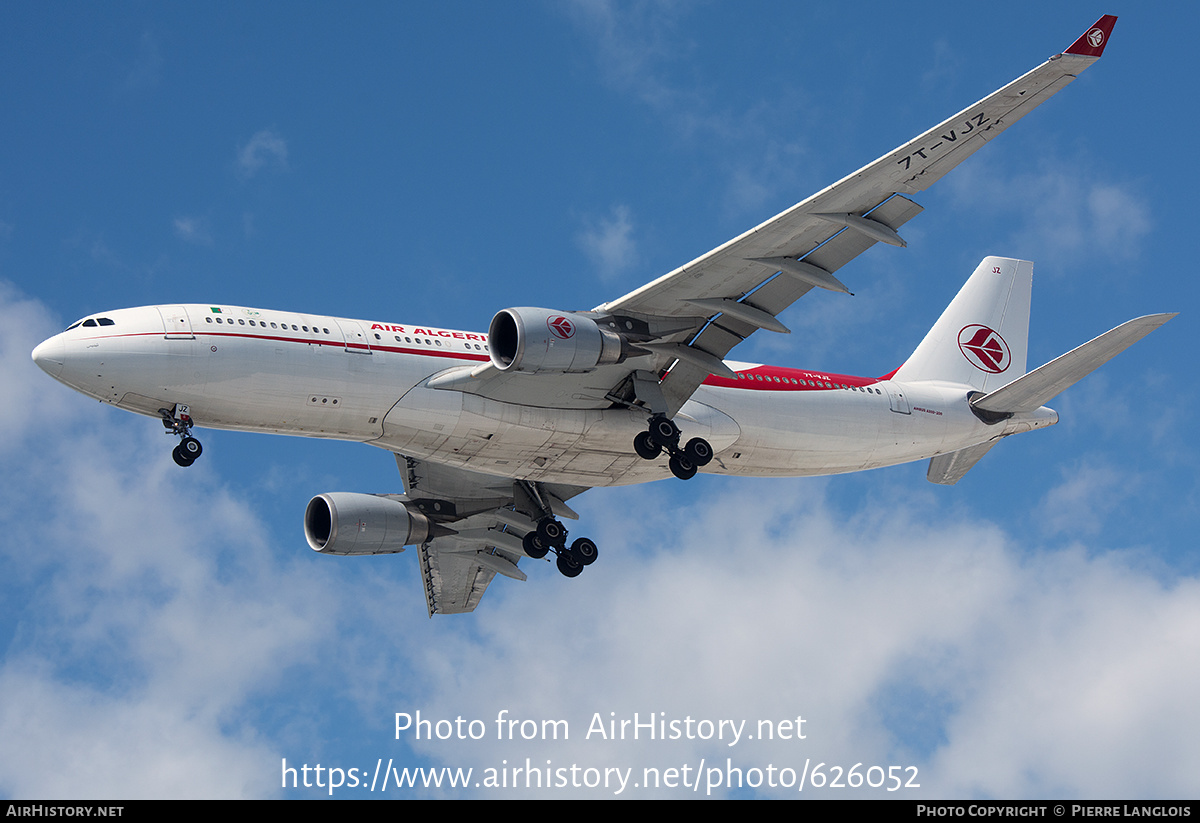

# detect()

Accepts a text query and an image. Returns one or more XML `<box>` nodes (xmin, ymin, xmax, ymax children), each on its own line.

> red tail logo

<box><xmin>958</xmin><ymin>325</ymin><xmax>1010</xmax><ymax>373</ymax></box>
<box><xmin>547</xmin><ymin>315</ymin><xmax>575</xmax><ymax>339</ymax></box>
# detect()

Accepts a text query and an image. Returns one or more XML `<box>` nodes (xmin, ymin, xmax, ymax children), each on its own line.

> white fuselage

<box><xmin>31</xmin><ymin>303</ymin><xmax>1057</xmax><ymax>487</ymax></box>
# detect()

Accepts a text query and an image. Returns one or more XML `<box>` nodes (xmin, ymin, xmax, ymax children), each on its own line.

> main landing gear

<box><xmin>160</xmin><ymin>405</ymin><xmax>203</xmax><ymax>467</ymax></box>
<box><xmin>634</xmin><ymin>415</ymin><xmax>712</xmax><ymax>480</ymax></box>
<box><xmin>514</xmin><ymin>480</ymin><xmax>599</xmax><ymax>579</ymax></box>
<box><xmin>521</xmin><ymin>517</ymin><xmax>598</xmax><ymax>579</ymax></box>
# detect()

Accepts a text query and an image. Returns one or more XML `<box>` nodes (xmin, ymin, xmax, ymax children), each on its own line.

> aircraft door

<box><xmin>157</xmin><ymin>306</ymin><xmax>195</xmax><ymax>339</ymax></box>
<box><xmin>882</xmin><ymin>382</ymin><xmax>911</xmax><ymax>414</ymax></box>
<box><xmin>335</xmin><ymin>319</ymin><xmax>372</xmax><ymax>354</ymax></box>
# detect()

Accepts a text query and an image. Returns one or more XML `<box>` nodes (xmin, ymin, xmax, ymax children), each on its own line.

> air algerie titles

<box><xmin>369</xmin><ymin>322</ymin><xmax>487</xmax><ymax>343</ymax></box>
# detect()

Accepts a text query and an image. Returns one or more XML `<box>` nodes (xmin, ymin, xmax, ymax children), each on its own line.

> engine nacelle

<box><xmin>488</xmin><ymin>307</ymin><xmax>624</xmax><ymax>374</ymax></box>
<box><xmin>304</xmin><ymin>493</ymin><xmax>432</xmax><ymax>556</ymax></box>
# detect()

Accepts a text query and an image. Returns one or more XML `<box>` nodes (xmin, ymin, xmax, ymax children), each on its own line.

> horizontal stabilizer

<box><xmin>972</xmin><ymin>313</ymin><xmax>1176</xmax><ymax>414</ymax></box>
<box><xmin>927</xmin><ymin>440</ymin><xmax>1000</xmax><ymax>485</ymax></box>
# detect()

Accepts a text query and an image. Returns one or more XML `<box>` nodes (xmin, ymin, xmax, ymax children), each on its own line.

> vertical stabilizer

<box><xmin>893</xmin><ymin>257</ymin><xmax>1032</xmax><ymax>391</ymax></box>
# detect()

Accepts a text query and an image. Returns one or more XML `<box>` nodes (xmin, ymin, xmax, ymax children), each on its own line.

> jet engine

<box><xmin>488</xmin><ymin>307</ymin><xmax>625</xmax><ymax>374</ymax></box>
<box><xmin>304</xmin><ymin>493</ymin><xmax>433</xmax><ymax>555</ymax></box>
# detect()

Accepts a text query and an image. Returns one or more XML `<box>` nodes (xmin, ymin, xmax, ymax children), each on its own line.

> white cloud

<box><xmin>1036</xmin><ymin>461</ymin><xmax>1129</xmax><ymax>537</ymax></box>
<box><xmin>561</xmin><ymin>0</ymin><xmax>695</xmax><ymax>119</ymax></box>
<box><xmin>946</xmin><ymin>160</ymin><xmax>1152</xmax><ymax>264</ymax></box>
<box><xmin>928</xmin><ymin>549</ymin><xmax>1200</xmax><ymax>797</ymax></box>
<box><xmin>379</xmin><ymin>481</ymin><xmax>1200</xmax><ymax>798</ymax></box>
<box><xmin>0</xmin><ymin>281</ymin><xmax>74</xmax><ymax>446</ymax></box>
<box><xmin>1087</xmin><ymin>183</ymin><xmax>1152</xmax><ymax>257</ymax></box>
<box><xmin>173</xmin><ymin>215</ymin><xmax>212</xmax><ymax>245</ymax></box>
<box><xmin>578</xmin><ymin>204</ymin><xmax>637</xmax><ymax>281</ymax></box>
<box><xmin>237</xmin><ymin>130</ymin><xmax>289</xmax><ymax>178</ymax></box>
<box><xmin>0</xmin><ymin>417</ymin><xmax>337</xmax><ymax>796</ymax></box>
<box><xmin>0</xmin><ymin>664</ymin><xmax>280</xmax><ymax>799</ymax></box>
<box><xmin>921</xmin><ymin>39</ymin><xmax>964</xmax><ymax>92</ymax></box>
<box><xmin>559</xmin><ymin>3</ymin><xmax>814</xmax><ymax>225</ymax></box>
<box><xmin>119</xmin><ymin>31</ymin><xmax>163</xmax><ymax>94</ymax></box>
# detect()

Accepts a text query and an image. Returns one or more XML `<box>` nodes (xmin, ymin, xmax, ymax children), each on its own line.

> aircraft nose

<box><xmin>31</xmin><ymin>334</ymin><xmax>65</xmax><ymax>378</ymax></box>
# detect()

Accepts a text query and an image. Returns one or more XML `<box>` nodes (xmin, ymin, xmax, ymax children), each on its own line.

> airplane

<box><xmin>31</xmin><ymin>15</ymin><xmax>1175</xmax><ymax>615</ymax></box>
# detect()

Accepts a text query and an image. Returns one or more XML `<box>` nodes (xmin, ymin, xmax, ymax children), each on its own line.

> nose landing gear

<box><xmin>160</xmin><ymin>406</ymin><xmax>203</xmax><ymax>467</ymax></box>
<box><xmin>173</xmin><ymin>436</ymin><xmax>203</xmax><ymax>467</ymax></box>
<box><xmin>634</xmin><ymin>415</ymin><xmax>713</xmax><ymax>480</ymax></box>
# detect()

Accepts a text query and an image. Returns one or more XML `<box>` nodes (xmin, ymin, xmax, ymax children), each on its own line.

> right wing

<box><xmin>396</xmin><ymin>455</ymin><xmax>587</xmax><ymax>616</ymax></box>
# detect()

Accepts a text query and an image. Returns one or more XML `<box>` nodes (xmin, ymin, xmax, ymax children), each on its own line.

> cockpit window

<box><xmin>65</xmin><ymin>316</ymin><xmax>115</xmax><ymax>331</ymax></box>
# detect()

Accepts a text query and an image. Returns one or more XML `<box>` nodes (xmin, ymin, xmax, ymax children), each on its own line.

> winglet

<box><xmin>1064</xmin><ymin>15</ymin><xmax>1117</xmax><ymax>58</ymax></box>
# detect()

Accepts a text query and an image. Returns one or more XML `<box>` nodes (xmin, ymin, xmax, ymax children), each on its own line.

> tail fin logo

<box><xmin>958</xmin><ymin>325</ymin><xmax>1011</xmax><ymax>374</ymax></box>
<box><xmin>1086</xmin><ymin>27</ymin><xmax>1105</xmax><ymax>48</ymax></box>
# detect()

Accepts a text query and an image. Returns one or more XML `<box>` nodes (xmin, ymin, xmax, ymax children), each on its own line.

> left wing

<box><xmin>598</xmin><ymin>15</ymin><xmax>1118</xmax><ymax>413</ymax></box>
<box><xmin>395</xmin><ymin>455</ymin><xmax>587</xmax><ymax>615</ymax></box>
<box><xmin>429</xmin><ymin>16</ymin><xmax>1117</xmax><ymax>418</ymax></box>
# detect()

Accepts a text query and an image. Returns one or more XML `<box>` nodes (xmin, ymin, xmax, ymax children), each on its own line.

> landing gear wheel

<box><xmin>537</xmin><ymin>518</ymin><xmax>566</xmax><ymax>549</ymax></box>
<box><xmin>556</xmin><ymin>551</ymin><xmax>584</xmax><ymax>578</ymax></box>
<box><xmin>669</xmin><ymin>454</ymin><xmax>697</xmax><ymax>480</ymax></box>
<box><xmin>571</xmin><ymin>537</ymin><xmax>599</xmax><ymax>566</ymax></box>
<box><xmin>522</xmin><ymin>532</ymin><xmax>549</xmax><ymax>560</ymax></box>
<box><xmin>633</xmin><ymin>430</ymin><xmax>661</xmax><ymax>460</ymax></box>
<box><xmin>683</xmin><ymin>437</ymin><xmax>712</xmax><ymax>467</ymax></box>
<box><xmin>648</xmin><ymin>416</ymin><xmax>680</xmax><ymax>448</ymax></box>
<box><xmin>179</xmin><ymin>436</ymin><xmax>202</xmax><ymax>460</ymax></box>
<box><xmin>172</xmin><ymin>444</ymin><xmax>195</xmax><ymax>467</ymax></box>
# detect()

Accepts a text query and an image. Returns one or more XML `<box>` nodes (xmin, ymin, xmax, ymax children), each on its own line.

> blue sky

<box><xmin>2</xmin><ymin>2</ymin><xmax>1198</xmax><ymax>799</ymax></box>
